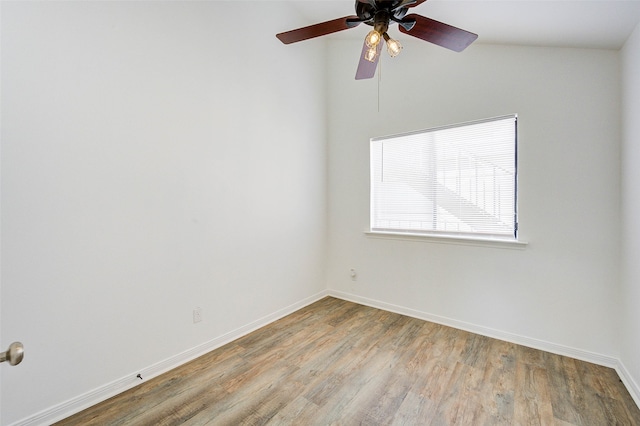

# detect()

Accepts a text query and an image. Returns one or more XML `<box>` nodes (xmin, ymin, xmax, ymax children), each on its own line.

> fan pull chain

<box><xmin>377</xmin><ymin>56</ymin><xmax>382</xmax><ymax>113</ymax></box>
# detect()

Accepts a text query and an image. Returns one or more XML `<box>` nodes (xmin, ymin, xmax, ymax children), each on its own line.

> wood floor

<box><xmin>57</xmin><ymin>297</ymin><xmax>640</xmax><ymax>425</ymax></box>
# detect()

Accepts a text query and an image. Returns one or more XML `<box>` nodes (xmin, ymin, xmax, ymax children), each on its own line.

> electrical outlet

<box><xmin>350</xmin><ymin>268</ymin><xmax>357</xmax><ymax>281</ymax></box>
<box><xmin>193</xmin><ymin>307</ymin><xmax>202</xmax><ymax>323</ymax></box>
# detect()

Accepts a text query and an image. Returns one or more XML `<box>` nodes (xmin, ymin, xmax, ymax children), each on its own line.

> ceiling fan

<box><xmin>276</xmin><ymin>0</ymin><xmax>478</xmax><ymax>80</ymax></box>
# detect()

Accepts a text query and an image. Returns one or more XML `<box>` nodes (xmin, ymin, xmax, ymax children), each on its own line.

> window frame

<box><xmin>369</xmin><ymin>114</ymin><xmax>521</xmax><ymax>245</ymax></box>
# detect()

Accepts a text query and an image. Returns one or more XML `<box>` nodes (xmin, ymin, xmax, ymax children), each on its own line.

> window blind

<box><xmin>370</xmin><ymin>115</ymin><xmax>518</xmax><ymax>240</ymax></box>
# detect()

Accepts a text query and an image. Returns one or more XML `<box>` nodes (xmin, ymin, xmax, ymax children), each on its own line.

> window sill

<box><xmin>364</xmin><ymin>231</ymin><xmax>528</xmax><ymax>249</ymax></box>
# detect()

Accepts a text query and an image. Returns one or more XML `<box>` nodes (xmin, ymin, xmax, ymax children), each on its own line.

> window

<box><xmin>370</xmin><ymin>115</ymin><xmax>518</xmax><ymax>241</ymax></box>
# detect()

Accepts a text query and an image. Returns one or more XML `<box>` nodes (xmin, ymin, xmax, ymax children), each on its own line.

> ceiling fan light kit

<box><xmin>364</xmin><ymin>44</ymin><xmax>379</xmax><ymax>62</ymax></box>
<box><xmin>276</xmin><ymin>0</ymin><xmax>478</xmax><ymax>80</ymax></box>
<box><xmin>383</xmin><ymin>32</ymin><xmax>403</xmax><ymax>57</ymax></box>
<box><xmin>365</xmin><ymin>29</ymin><xmax>381</xmax><ymax>48</ymax></box>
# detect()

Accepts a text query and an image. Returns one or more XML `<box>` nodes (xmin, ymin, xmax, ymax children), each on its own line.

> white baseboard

<box><xmin>13</xmin><ymin>290</ymin><xmax>330</xmax><ymax>426</ymax></box>
<box><xmin>328</xmin><ymin>289</ymin><xmax>640</xmax><ymax>409</ymax></box>
<box><xmin>328</xmin><ymin>289</ymin><xmax>619</xmax><ymax>367</ymax></box>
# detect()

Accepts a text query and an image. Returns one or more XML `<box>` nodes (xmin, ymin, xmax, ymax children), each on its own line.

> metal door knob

<box><xmin>0</xmin><ymin>342</ymin><xmax>24</xmax><ymax>366</ymax></box>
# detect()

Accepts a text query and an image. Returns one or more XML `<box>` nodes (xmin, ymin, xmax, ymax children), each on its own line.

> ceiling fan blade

<box><xmin>355</xmin><ymin>41</ymin><xmax>382</xmax><ymax>80</ymax></box>
<box><xmin>398</xmin><ymin>13</ymin><xmax>477</xmax><ymax>52</ymax></box>
<box><xmin>276</xmin><ymin>16</ymin><xmax>360</xmax><ymax>44</ymax></box>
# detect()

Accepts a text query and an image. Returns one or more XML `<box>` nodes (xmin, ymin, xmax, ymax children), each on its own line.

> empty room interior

<box><xmin>2</xmin><ymin>0</ymin><xmax>640</xmax><ymax>424</ymax></box>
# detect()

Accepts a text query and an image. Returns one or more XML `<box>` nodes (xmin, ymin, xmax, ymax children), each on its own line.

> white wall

<box><xmin>621</xmin><ymin>21</ymin><xmax>640</xmax><ymax>402</ymax></box>
<box><xmin>1</xmin><ymin>1</ymin><xmax>635</xmax><ymax>423</ymax></box>
<box><xmin>0</xmin><ymin>2</ymin><xmax>328</xmax><ymax>424</ymax></box>
<box><xmin>326</xmin><ymin>40</ymin><xmax>621</xmax><ymax>358</ymax></box>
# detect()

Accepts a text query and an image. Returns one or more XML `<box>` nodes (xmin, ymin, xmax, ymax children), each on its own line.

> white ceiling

<box><xmin>282</xmin><ymin>0</ymin><xmax>640</xmax><ymax>49</ymax></box>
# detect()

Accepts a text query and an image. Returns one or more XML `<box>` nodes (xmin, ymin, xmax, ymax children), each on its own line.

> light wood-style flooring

<box><xmin>57</xmin><ymin>297</ymin><xmax>640</xmax><ymax>425</ymax></box>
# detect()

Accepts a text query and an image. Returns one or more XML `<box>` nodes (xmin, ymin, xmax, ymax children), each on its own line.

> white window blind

<box><xmin>370</xmin><ymin>115</ymin><xmax>518</xmax><ymax>240</ymax></box>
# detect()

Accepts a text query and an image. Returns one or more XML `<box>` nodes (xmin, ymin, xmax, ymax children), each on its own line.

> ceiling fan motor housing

<box><xmin>355</xmin><ymin>0</ymin><xmax>409</xmax><ymax>27</ymax></box>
